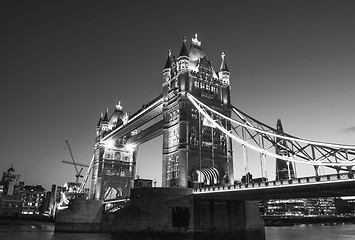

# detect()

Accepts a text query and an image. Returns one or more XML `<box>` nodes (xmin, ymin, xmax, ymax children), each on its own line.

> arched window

<box><xmin>114</xmin><ymin>152</ymin><xmax>121</xmax><ymax>161</ymax></box>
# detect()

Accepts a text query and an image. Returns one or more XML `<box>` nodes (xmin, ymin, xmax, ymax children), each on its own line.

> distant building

<box><xmin>0</xmin><ymin>166</ymin><xmax>23</xmax><ymax>216</ymax></box>
<box><xmin>334</xmin><ymin>197</ymin><xmax>355</xmax><ymax>215</ymax></box>
<box><xmin>275</xmin><ymin>119</ymin><xmax>296</xmax><ymax>180</ymax></box>
<box><xmin>22</xmin><ymin>185</ymin><xmax>46</xmax><ymax>215</ymax></box>
<box><xmin>2</xmin><ymin>165</ymin><xmax>21</xmax><ymax>195</ymax></box>
<box><xmin>261</xmin><ymin>197</ymin><xmax>336</xmax><ymax>216</ymax></box>
<box><xmin>42</xmin><ymin>184</ymin><xmax>67</xmax><ymax>218</ymax></box>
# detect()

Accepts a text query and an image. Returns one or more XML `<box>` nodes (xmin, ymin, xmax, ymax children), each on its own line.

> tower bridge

<box><xmin>56</xmin><ymin>35</ymin><xmax>355</xmax><ymax>239</ymax></box>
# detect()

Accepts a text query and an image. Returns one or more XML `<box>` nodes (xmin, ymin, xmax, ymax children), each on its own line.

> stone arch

<box><xmin>103</xmin><ymin>186</ymin><xmax>123</xmax><ymax>201</ymax></box>
<box><xmin>190</xmin><ymin>165</ymin><xmax>220</xmax><ymax>188</ymax></box>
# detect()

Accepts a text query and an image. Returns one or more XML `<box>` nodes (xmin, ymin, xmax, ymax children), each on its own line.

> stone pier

<box><xmin>55</xmin><ymin>199</ymin><xmax>104</xmax><ymax>232</ymax></box>
<box><xmin>111</xmin><ymin>187</ymin><xmax>265</xmax><ymax>240</ymax></box>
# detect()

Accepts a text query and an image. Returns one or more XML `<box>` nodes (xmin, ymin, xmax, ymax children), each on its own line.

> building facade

<box><xmin>0</xmin><ymin>166</ymin><xmax>23</xmax><ymax>216</ymax></box>
<box><xmin>21</xmin><ymin>185</ymin><xmax>46</xmax><ymax>215</ymax></box>
<box><xmin>262</xmin><ymin>197</ymin><xmax>336</xmax><ymax>216</ymax></box>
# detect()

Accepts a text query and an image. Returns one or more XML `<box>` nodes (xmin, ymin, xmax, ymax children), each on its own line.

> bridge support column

<box><xmin>111</xmin><ymin>188</ymin><xmax>265</xmax><ymax>240</ymax></box>
<box><xmin>192</xmin><ymin>198</ymin><xmax>264</xmax><ymax>239</ymax></box>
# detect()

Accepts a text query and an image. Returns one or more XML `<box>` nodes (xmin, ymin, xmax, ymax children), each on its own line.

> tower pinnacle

<box><xmin>164</xmin><ymin>50</ymin><xmax>172</xmax><ymax>69</ymax></box>
<box><xmin>103</xmin><ymin>108</ymin><xmax>109</xmax><ymax>122</ymax></box>
<box><xmin>116</xmin><ymin>101</ymin><xmax>123</xmax><ymax>111</ymax></box>
<box><xmin>192</xmin><ymin>33</ymin><xmax>201</xmax><ymax>47</ymax></box>
<box><xmin>179</xmin><ymin>37</ymin><xmax>189</xmax><ymax>57</ymax></box>
<box><xmin>220</xmin><ymin>52</ymin><xmax>229</xmax><ymax>72</ymax></box>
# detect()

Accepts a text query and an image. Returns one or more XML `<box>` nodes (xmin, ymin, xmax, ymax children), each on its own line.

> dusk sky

<box><xmin>2</xmin><ymin>1</ymin><xmax>355</xmax><ymax>191</ymax></box>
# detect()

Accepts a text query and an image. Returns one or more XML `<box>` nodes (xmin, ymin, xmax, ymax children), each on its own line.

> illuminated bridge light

<box><xmin>125</xmin><ymin>143</ymin><xmax>136</xmax><ymax>152</ymax></box>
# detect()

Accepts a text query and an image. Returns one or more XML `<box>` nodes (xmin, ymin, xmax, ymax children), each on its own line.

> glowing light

<box><xmin>125</xmin><ymin>143</ymin><xmax>136</xmax><ymax>152</ymax></box>
<box><xmin>202</xmin><ymin>117</ymin><xmax>215</xmax><ymax>128</ymax></box>
<box><xmin>105</xmin><ymin>139</ymin><xmax>115</xmax><ymax>149</ymax></box>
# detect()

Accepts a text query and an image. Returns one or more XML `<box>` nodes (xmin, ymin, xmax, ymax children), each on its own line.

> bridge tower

<box><xmin>90</xmin><ymin>103</ymin><xmax>137</xmax><ymax>200</ymax></box>
<box><xmin>162</xmin><ymin>35</ymin><xmax>234</xmax><ymax>188</ymax></box>
<box><xmin>275</xmin><ymin>118</ymin><xmax>295</xmax><ymax>180</ymax></box>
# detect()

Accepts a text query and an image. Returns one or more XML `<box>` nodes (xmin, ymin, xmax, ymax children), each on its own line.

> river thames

<box><xmin>1</xmin><ymin>223</ymin><xmax>355</xmax><ymax>240</ymax></box>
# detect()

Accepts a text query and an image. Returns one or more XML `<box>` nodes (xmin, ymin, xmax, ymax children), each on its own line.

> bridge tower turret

<box><xmin>163</xmin><ymin>50</ymin><xmax>172</xmax><ymax>83</ymax></box>
<box><xmin>95</xmin><ymin>113</ymin><xmax>103</xmax><ymax>144</ymax></box>
<box><xmin>219</xmin><ymin>52</ymin><xmax>230</xmax><ymax>85</ymax></box>
<box><xmin>101</xmin><ymin>109</ymin><xmax>109</xmax><ymax>137</ymax></box>
<box><xmin>162</xmin><ymin>34</ymin><xmax>234</xmax><ymax>188</ymax></box>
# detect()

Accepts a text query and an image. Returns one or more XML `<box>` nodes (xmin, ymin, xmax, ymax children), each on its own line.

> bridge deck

<box><xmin>193</xmin><ymin>173</ymin><xmax>355</xmax><ymax>200</ymax></box>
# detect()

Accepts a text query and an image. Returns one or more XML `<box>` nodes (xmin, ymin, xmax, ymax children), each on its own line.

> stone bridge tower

<box><xmin>91</xmin><ymin>104</ymin><xmax>137</xmax><ymax>200</ymax></box>
<box><xmin>162</xmin><ymin>35</ymin><xmax>234</xmax><ymax>188</ymax></box>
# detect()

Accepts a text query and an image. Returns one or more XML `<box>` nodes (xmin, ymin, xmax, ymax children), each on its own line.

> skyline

<box><xmin>2</xmin><ymin>1</ymin><xmax>355</xmax><ymax>190</ymax></box>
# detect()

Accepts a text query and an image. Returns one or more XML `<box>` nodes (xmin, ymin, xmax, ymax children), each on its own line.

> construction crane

<box><xmin>61</xmin><ymin>160</ymin><xmax>89</xmax><ymax>168</ymax></box>
<box><xmin>64</xmin><ymin>140</ymin><xmax>85</xmax><ymax>183</ymax></box>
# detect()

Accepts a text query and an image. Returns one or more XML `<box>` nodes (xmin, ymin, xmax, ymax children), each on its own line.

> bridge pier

<box><xmin>111</xmin><ymin>188</ymin><xmax>265</xmax><ymax>240</ymax></box>
<box><xmin>192</xmin><ymin>199</ymin><xmax>264</xmax><ymax>238</ymax></box>
<box><xmin>55</xmin><ymin>199</ymin><xmax>104</xmax><ymax>232</ymax></box>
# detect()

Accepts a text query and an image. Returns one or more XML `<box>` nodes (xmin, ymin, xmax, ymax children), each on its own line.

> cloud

<box><xmin>339</xmin><ymin>126</ymin><xmax>355</xmax><ymax>134</ymax></box>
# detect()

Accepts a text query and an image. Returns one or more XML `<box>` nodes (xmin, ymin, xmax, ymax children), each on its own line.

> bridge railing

<box><xmin>193</xmin><ymin>172</ymin><xmax>355</xmax><ymax>193</ymax></box>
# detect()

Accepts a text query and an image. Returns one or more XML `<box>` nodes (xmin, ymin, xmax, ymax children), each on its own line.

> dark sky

<box><xmin>1</xmin><ymin>1</ymin><xmax>355</xmax><ymax>190</ymax></box>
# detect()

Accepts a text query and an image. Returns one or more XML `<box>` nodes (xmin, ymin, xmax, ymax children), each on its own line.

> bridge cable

<box><xmin>186</xmin><ymin>93</ymin><xmax>355</xmax><ymax>167</ymax></box>
<box><xmin>189</xmin><ymin>93</ymin><xmax>355</xmax><ymax>150</ymax></box>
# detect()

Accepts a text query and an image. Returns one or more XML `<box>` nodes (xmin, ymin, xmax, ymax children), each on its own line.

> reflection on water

<box><xmin>0</xmin><ymin>222</ymin><xmax>111</xmax><ymax>240</ymax></box>
<box><xmin>0</xmin><ymin>226</ymin><xmax>263</xmax><ymax>240</ymax></box>
<box><xmin>2</xmin><ymin>222</ymin><xmax>355</xmax><ymax>240</ymax></box>
<box><xmin>111</xmin><ymin>231</ymin><xmax>264</xmax><ymax>240</ymax></box>
<box><xmin>0</xmin><ymin>231</ymin><xmax>111</xmax><ymax>240</ymax></box>
<box><xmin>266</xmin><ymin>223</ymin><xmax>355</xmax><ymax>240</ymax></box>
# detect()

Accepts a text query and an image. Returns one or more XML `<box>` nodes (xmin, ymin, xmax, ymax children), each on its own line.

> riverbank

<box><xmin>263</xmin><ymin>215</ymin><xmax>355</xmax><ymax>226</ymax></box>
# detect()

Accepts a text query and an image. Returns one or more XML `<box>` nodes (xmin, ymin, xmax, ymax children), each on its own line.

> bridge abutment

<box><xmin>111</xmin><ymin>188</ymin><xmax>265</xmax><ymax>240</ymax></box>
<box><xmin>55</xmin><ymin>199</ymin><xmax>104</xmax><ymax>232</ymax></box>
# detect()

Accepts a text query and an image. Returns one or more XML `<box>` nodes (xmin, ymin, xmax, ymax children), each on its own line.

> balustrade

<box><xmin>193</xmin><ymin>172</ymin><xmax>355</xmax><ymax>195</ymax></box>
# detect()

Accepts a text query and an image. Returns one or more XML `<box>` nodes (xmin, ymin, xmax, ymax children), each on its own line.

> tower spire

<box><xmin>179</xmin><ymin>37</ymin><xmax>189</xmax><ymax>57</ymax></box>
<box><xmin>220</xmin><ymin>52</ymin><xmax>229</xmax><ymax>72</ymax></box>
<box><xmin>163</xmin><ymin>50</ymin><xmax>172</xmax><ymax>82</ymax></box>
<box><xmin>218</xmin><ymin>52</ymin><xmax>230</xmax><ymax>85</ymax></box>
<box><xmin>97</xmin><ymin>113</ymin><xmax>103</xmax><ymax>126</ymax></box>
<box><xmin>164</xmin><ymin>50</ymin><xmax>172</xmax><ymax>69</ymax></box>
<box><xmin>102</xmin><ymin>108</ymin><xmax>109</xmax><ymax>122</ymax></box>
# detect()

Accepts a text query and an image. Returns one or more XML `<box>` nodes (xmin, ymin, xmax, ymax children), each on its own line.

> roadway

<box><xmin>193</xmin><ymin>173</ymin><xmax>355</xmax><ymax>201</ymax></box>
